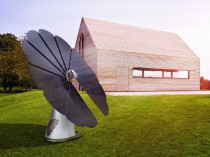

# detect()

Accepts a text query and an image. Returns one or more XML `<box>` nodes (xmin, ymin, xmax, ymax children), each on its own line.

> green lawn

<box><xmin>0</xmin><ymin>93</ymin><xmax>16</xmax><ymax>97</ymax></box>
<box><xmin>0</xmin><ymin>91</ymin><xmax>210</xmax><ymax>157</ymax></box>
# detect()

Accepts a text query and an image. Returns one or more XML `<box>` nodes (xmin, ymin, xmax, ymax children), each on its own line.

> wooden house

<box><xmin>74</xmin><ymin>17</ymin><xmax>200</xmax><ymax>91</ymax></box>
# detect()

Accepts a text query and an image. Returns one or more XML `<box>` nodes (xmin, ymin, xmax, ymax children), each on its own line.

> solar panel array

<box><xmin>23</xmin><ymin>29</ymin><xmax>108</xmax><ymax>128</ymax></box>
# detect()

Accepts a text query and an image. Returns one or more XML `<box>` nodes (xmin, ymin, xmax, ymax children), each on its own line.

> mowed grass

<box><xmin>0</xmin><ymin>91</ymin><xmax>210</xmax><ymax>157</ymax></box>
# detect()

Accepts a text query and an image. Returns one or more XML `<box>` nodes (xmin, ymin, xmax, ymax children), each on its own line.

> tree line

<box><xmin>0</xmin><ymin>33</ymin><xmax>33</xmax><ymax>92</ymax></box>
<box><xmin>200</xmin><ymin>76</ymin><xmax>210</xmax><ymax>90</ymax></box>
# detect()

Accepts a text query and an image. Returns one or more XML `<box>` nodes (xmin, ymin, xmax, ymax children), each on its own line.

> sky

<box><xmin>0</xmin><ymin>0</ymin><xmax>210</xmax><ymax>79</ymax></box>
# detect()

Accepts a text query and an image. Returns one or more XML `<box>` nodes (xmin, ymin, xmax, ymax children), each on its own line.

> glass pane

<box><xmin>164</xmin><ymin>71</ymin><xmax>171</xmax><ymax>78</ymax></box>
<box><xmin>133</xmin><ymin>69</ymin><xmax>142</xmax><ymax>77</ymax></box>
<box><xmin>173</xmin><ymin>71</ymin><xmax>188</xmax><ymax>78</ymax></box>
<box><xmin>144</xmin><ymin>71</ymin><xmax>162</xmax><ymax>78</ymax></box>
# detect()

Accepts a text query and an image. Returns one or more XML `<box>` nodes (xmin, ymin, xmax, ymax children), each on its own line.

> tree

<box><xmin>0</xmin><ymin>33</ymin><xmax>21</xmax><ymax>91</ymax></box>
<box><xmin>200</xmin><ymin>76</ymin><xmax>205</xmax><ymax>89</ymax></box>
<box><xmin>13</xmin><ymin>50</ymin><xmax>33</xmax><ymax>91</ymax></box>
<box><xmin>0</xmin><ymin>33</ymin><xmax>32</xmax><ymax>92</ymax></box>
<box><xmin>208</xmin><ymin>80</ymin><xmax>210</xmax><ymax>90</ymax></box>
<box><xmin>200</xmin><ymin>76</ymin><xmax>210</xmax><ymax>90</ymax></box>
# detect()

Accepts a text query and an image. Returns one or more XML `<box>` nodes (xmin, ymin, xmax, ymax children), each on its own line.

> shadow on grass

<box><xmin>0</xmin><ymin>123</ymin><xmax>54</xmax><ymax>150</ymax></box>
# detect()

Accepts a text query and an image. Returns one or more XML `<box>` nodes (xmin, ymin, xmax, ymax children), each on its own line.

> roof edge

<box><xmin>74</xmin><ymin>17</ymin><xmax>98</xmax><ymax>50</ymax></box>
<box><xmin>82</xmin><ymin>17</ymin><xmax>178</xmax><ymax>36</ymax></box>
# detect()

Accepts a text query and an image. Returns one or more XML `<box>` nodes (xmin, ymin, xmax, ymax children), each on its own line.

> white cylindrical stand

<box><xmin>45</xmin><ymin>108</ymin><xmax>83</xmax><ymax>142</ymax></box>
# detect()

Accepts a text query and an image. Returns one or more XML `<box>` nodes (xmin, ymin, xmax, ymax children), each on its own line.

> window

<box><xmin>164</xmin><ymin>71</ymin><xmax>171</xmax><ymax>78</ymax></box>
<box><xmin>144</xmin><ymin>71</ymin><xmax>162</xmax><ymax>78</ymax></box>
<box><xmin>79</xmin><ymin>35</ymin><xmax>84</xmax><ymax>57</ymax></box>
<box><xmin>173</xmin><ymin>71</ymin><xmax>189</xmax><ymax>79</ymax></box>
<box><xmin>79</xmin><ymin>35</ymin><xmax>84</xmax><ymax>91</ymax></box>
<box><xmin>133</xmin><ymin>69</ymin><xmax>142</xmax><ymax>77</ymax></box>
<box><xmin>133</xmin><ymin>68</ymin><xmax>190</xmax><ymax>79</ymax></box>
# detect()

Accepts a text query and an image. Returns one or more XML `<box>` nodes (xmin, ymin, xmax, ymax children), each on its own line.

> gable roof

<box><xmin>80</xmin><ymin>17</ymin><xmax>198</xmax><ymax>59</ymax></box>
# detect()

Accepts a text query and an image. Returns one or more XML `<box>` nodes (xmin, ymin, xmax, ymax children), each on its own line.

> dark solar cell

<box><xmin>55</xmin><ymin>35</ymin><xmax>72</xmax><ymax>70</ymax></box>
<box><xmin>67</xmin><ymin>83</ymin><xmax>97</xmax><ymax>127</ymax></box>
<box><xmin>28</xmin><ymin>64</ymin><xmax>64</xmax><ymax>91</ymax></box>
<box><xmin>74</xmin><ymin>66</ymin><xmax>108</xmax><ymax>115</ymax></box>
<box><xmin>26</xmin><ymin>30</ymin><xmax>65</xmax><ymax>74</ymax></box>
<box><xmin>23</xmin><ymin>41</ymin><xmax>63</xmax><ymax>76</ymax></box>
<box><xmin>38</xmin><ymin>29</ymin><xmax>66</xmax><ymax>71</ymax></box>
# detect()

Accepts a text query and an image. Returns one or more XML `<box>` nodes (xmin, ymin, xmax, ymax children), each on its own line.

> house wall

<box><xmin>74</xmin><ymin>18</ymin><xmax>200</xmax><ymax>92</ymax></box>
<box><xmin>97</xmin><ymin>49</ymin><xmax>200</xmax><ymax>91</ymax></box>
<box><xmin>74</xmin><ymin>20</ymin><xmax>97</xmax><ymax>90</ymax></box>
<box><xmin>75</xmin><ymin>20</ymin><xmax>97</xmax><ymax>73</ymax></box>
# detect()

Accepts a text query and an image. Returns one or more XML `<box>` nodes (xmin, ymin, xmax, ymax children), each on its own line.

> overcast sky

<box><xmin>0</xmin><ymin>0</ymin><xmax>210</xmax><ymax>79</ymax></box>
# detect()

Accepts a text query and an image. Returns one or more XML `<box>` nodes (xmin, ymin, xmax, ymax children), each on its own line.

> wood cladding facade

<box><xmin>75</xmin><ymin>18</ymin><xmax>200</xmax><ymax>91</ymax></box>
<box><xmin>73</xmin><ymin>18</ymin><xmax>97</xmax><ymax>90</ymax></box>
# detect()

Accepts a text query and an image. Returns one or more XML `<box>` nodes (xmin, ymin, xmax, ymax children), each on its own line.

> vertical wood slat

<box><xmin>117</xmin><ymin>67</ymin><xmax>128</xmax><ymax>91</ymax></box>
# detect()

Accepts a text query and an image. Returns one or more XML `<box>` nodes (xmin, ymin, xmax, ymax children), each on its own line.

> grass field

<box><xmin>0</xmin><ymin>91</ymin><xmax>210</xmax><ymax>157</ymax></box>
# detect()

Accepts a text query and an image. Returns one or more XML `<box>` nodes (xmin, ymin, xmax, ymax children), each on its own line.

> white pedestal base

<box><xmin>45</xmin><ymin>108</ymin><xmax>83</xmax><ymax>142</ymax></box>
